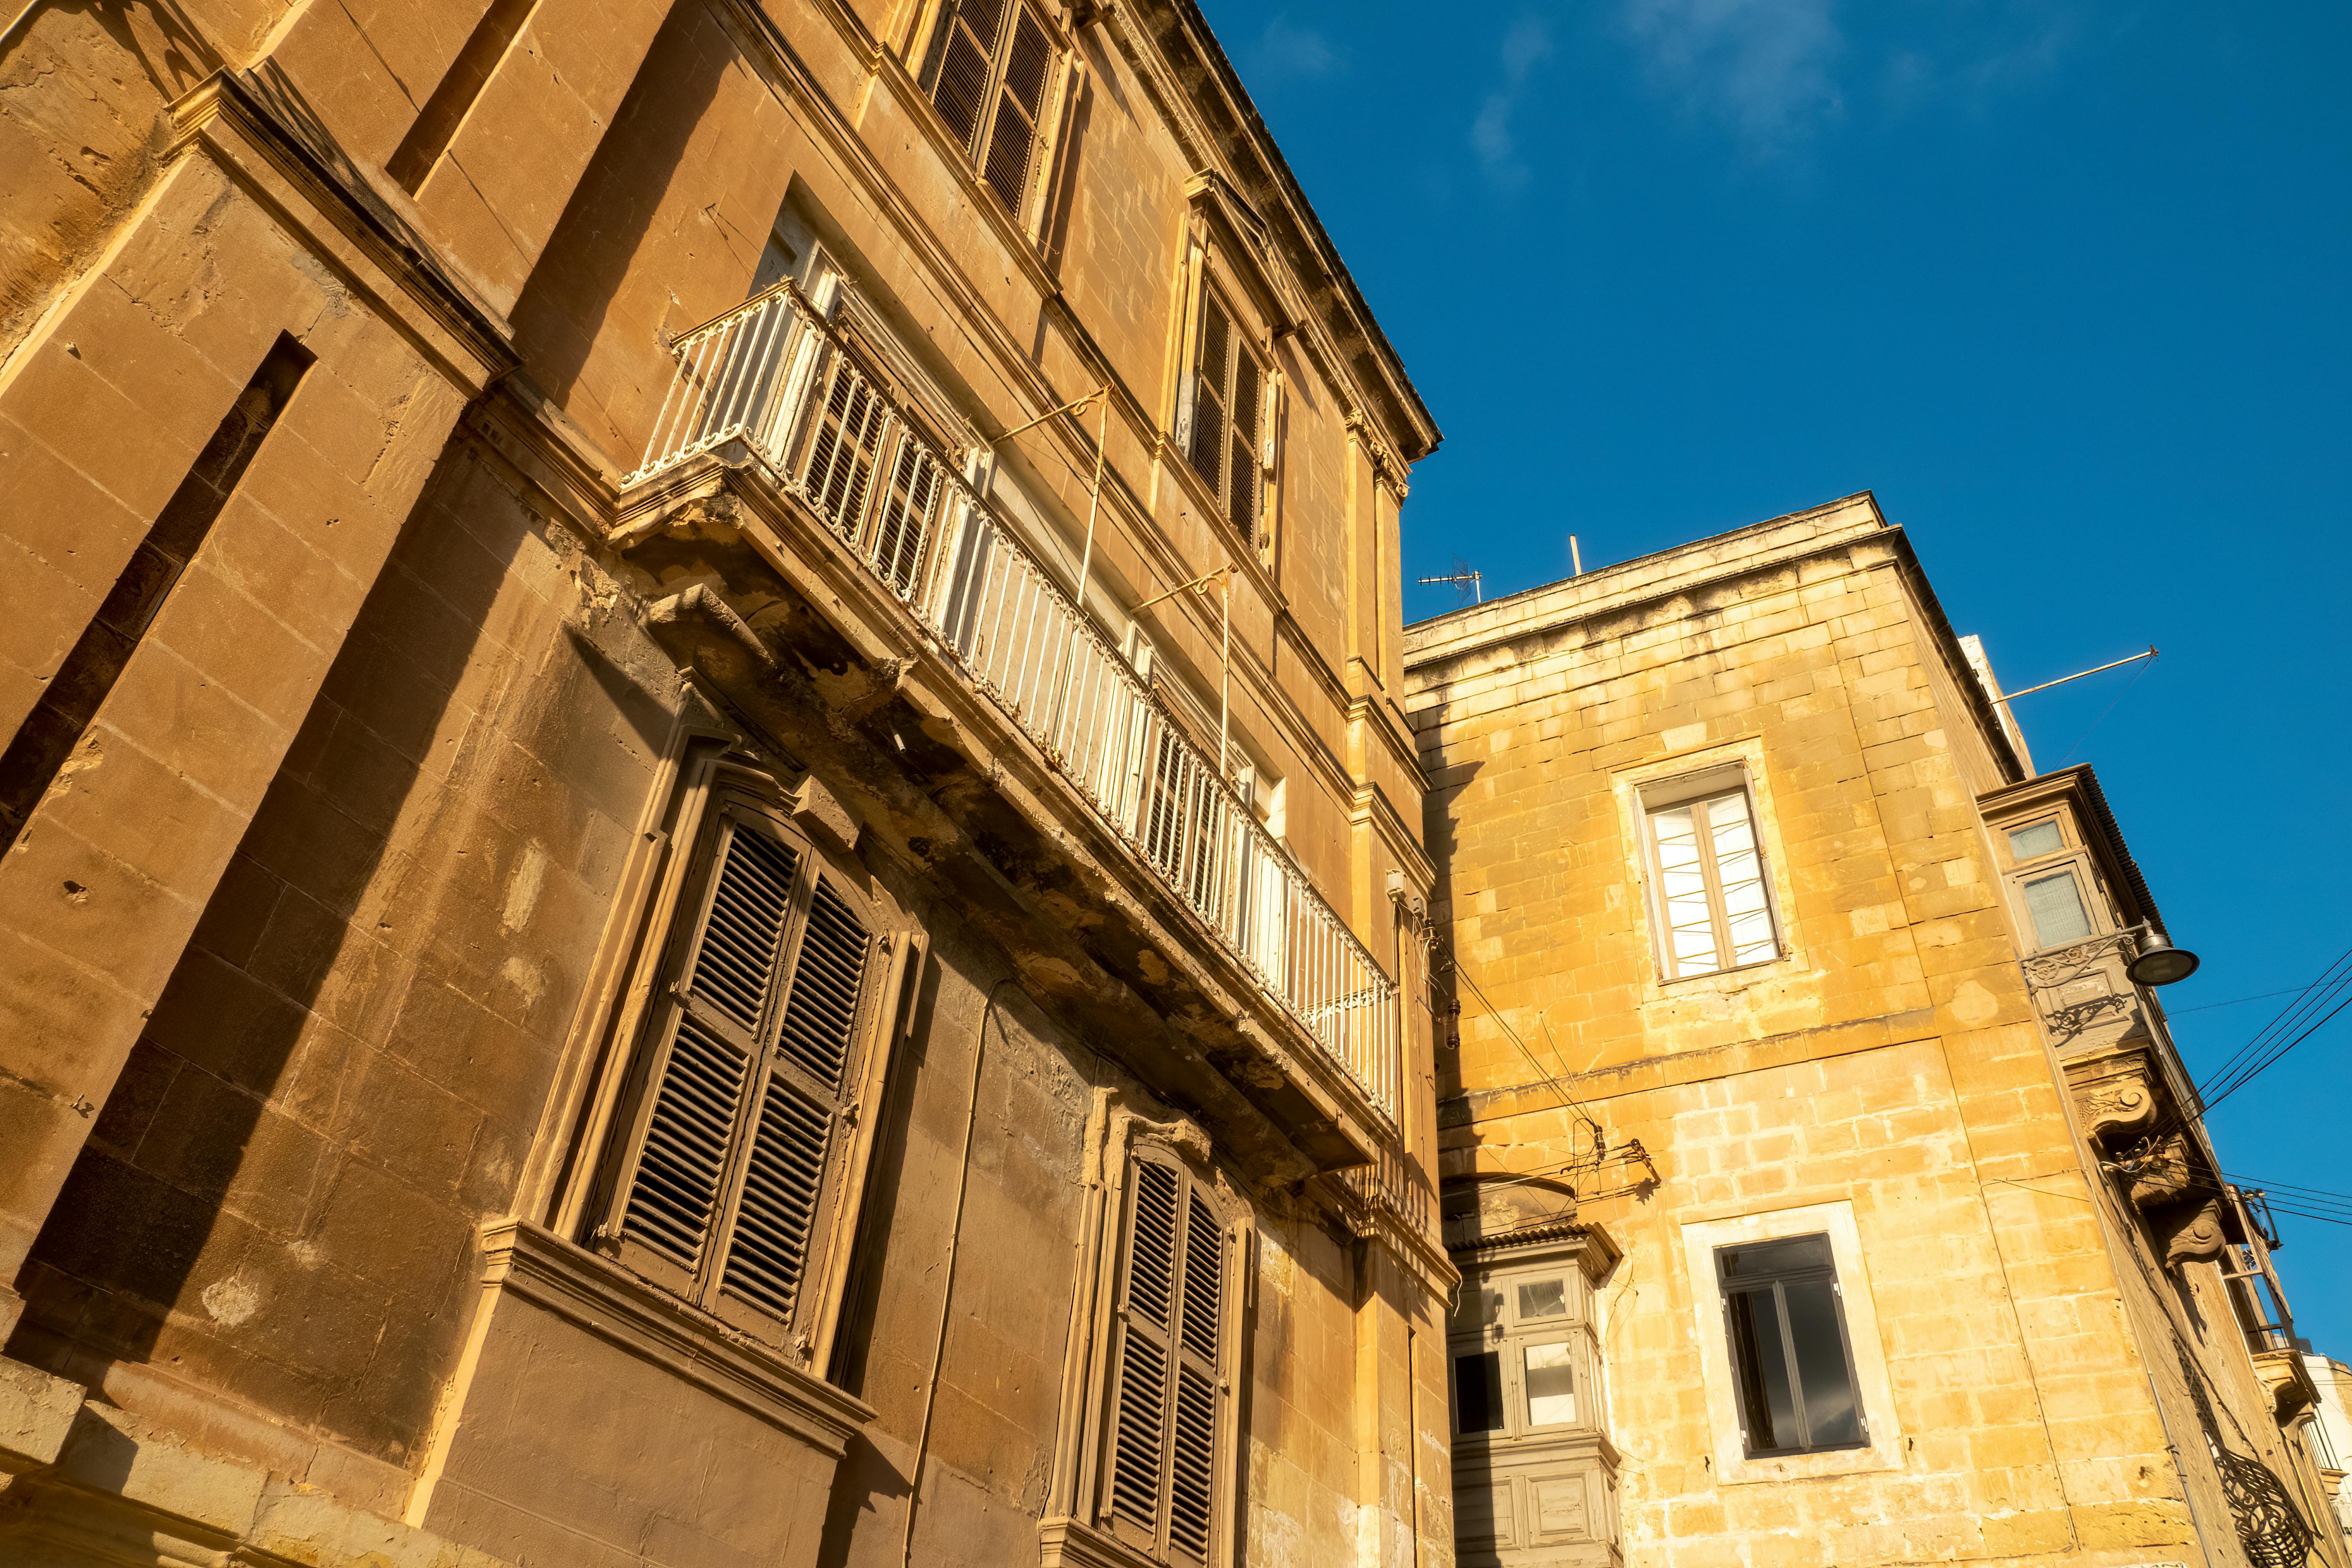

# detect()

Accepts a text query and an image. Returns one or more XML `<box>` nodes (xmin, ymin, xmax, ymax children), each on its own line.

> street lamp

<box><xmin>2126</xmin><ymin>927</ymin><xmax>2201</xmax><ymax>987</ymax></box>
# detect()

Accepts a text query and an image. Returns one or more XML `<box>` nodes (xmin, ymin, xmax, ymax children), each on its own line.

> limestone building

<box><xmin>0</xmin><ymin>2</ymin><xmax>1453</xmax><ymax>1565</ymax></box>
<box><xmin>1404</xmin><ymin>496</ymin><xmax>2349</xmax><ymax>1568</ymax></box>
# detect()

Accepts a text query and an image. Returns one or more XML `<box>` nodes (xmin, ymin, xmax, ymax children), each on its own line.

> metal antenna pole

<box><xmin>1997</xmin><ymin>646</ymin><xmax>2159</xmax><ymax>703</ymax></box>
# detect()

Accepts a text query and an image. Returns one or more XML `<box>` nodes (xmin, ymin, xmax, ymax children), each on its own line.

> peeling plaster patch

<box><xmin>201</xmin><ymin>1274</ymin><xmax>260</xmax><ymax>1327</ymax></box>
<box><xmin>499</xmin><ymin>952</ymin><xmax>545</xmax><ymax>1010</ymax></box>
<box><xmin>500</xmin><ymin>841</ymin><xmax>548</xmax><ymax>932</ymax></box>
<box><xmin>1947</xmin><ymin>978</ymin><xmax>2000</xmax><ymax>1027</ymax></box>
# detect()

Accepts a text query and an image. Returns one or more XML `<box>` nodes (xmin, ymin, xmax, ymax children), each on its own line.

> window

<box><xmin>1716</xmin><ymin>1234</ymin><xmax>1865</xmax><ymax>1456</ymax></box>
<box><xmin>2006</xmin><ymin>819</ymin><xmax>2065</xmax><ymax>860</ymax></box>
<box><xmin>588</xmin><ymin>777</ymin><xmax>901</xmax><ymax>1359</ymax></box>
<box><xmin>1182</xmin><ymin>287</ymin><xmax>1268</xmax><ymax>545</ymax></box>
<box><xmin>1644</xmin><ymin>783</ymin><xmax>1778</xmax><ymax>979</ymax></box>
<box><xmin>1103</xmin><ymin>1153</ymin><xmax>1232</xmax><ymax>1565</ymax></box>
<box><xmin>2021</xmin><ymin>868</ymin><xmax>2094</xmax><ymax>949</ymax></box>
<box><xmin>1449</xmin><ymin>1265</ymin><xmax>1597</xmax><ymax>1441</ymax></box>
<box><xmin>920</xmin><ymin>0</ymin><xmax>1057</xmax><ymax>215</ymax></box>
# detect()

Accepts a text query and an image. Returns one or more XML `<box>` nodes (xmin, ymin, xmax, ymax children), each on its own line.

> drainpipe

<box><xmin>900</xmin><ymin>977</ymin><xmax>1013</xmax><ymax>1567</ymax></box>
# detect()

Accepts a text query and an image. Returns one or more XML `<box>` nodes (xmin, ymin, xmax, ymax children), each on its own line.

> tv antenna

<box><xmin>1419</xmin><ymin>556</ymin><xmax>1484</xmax><ymax>606</ymax></box>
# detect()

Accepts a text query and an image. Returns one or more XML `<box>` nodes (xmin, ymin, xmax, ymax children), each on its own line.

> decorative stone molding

<box><xmin>1039</xmin><ymin>1514</ymin><xmax>1161</xmax><ymax>1568</ymax></box>
<box><xmin>645</xmin><ymin>584</ymin><xmax>777</xmax><ymax>671</ymax></box>
<box><xmin>2159</xmin><ymin>1198</ymin><xmax>2229</xmax><ymax>1266</ymax></box>
<box><xmin>1344</xmin><ymin>409</ymin><xmax>1411</xmax><ymax>497</ymax></box>
<box><xmin>2074</xmin><ymin>1068</ymin><xmax>2162</xmax><ymax>1148</ymax></box>
<box><xmin>610</xmin><ymin>485</ymin><xmax>745</xmax><ymax>552</ymax></box>
<box><xmin>2251</xmin><ymin>1350</ymin><xmax>2318</xmax><ymax>1424</ymax></box>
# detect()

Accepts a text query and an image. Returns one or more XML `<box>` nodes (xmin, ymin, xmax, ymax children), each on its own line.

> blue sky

<box><xmin>1196</xmin><ymin>1</ymin><xmax>2352</xmax><ymax>1351</ymax></box>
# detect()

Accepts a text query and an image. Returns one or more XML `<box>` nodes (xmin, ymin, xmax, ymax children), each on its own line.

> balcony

<box><xmin>611</xmin><ymin>276</ymin><xmax>1400</xmax><ymax>1164</ymax></box>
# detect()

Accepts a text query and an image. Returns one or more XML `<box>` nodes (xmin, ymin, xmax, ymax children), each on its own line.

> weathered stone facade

<box><xmin>0</xmin><ymin>3</ymin><xmax>1451</xmax><ymax>1565</ymax></box>
<box><xmin>1405</xmin><ymin>496</ymin><xmax>2347</xmax><ymax>1568</ymax></box>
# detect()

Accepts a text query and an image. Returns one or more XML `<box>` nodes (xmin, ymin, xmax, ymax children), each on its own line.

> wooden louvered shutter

<box><xmin>619</xmin><ymin>816</ymin><xmax>800</xmax><ymax>1283</ymax></box>
<box><xmin>922</xmin><ymin>0</ymin><xmax>1004</xmax><ymax>153</ymax></box>
<box><xmin>714</xmin><ymin>873</ymin><xmax>871</xmax><ymax>1329</ymax></box>
<box><xmin>606</xmin><ymin>793</ymin><xmax>893</xmax><ymax>1358</ymax></box>
<box><xmin>1106</xmin><ymin>1156</ymin><xmax>1227</xmax><ymax>1563</ymax></box>
<box><xmin>871</xmin><ymin>434</ymin><xmax>946</xmax><ymax>599</ymax></box>
<box><xmin>1168</xmin><ymin>1189</ymin><xmax>1223</xmax><ymax>1563</ymax></box>
<box><xmin>1187</xmin><ymin>293</ymin><xmax>1230</xmax><ymax>504</ymax></box>
<box><xmin>1226</xmin><ymin>343</ymin><xmax>1264</xmax><ymax>548</ymax></box>
<box><xmin>980</xmin><ymin>7</ymin><xmax>1054</xmax><ymax>213</ymax></box>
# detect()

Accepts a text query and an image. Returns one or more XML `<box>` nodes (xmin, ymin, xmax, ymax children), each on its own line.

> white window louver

<box><xmin>615</xmin><ymin>805</ymin><xmax>878</xmax><ymax>1348</ymax></box>
<box><xmin>1108</xmin><ymin>1157</ymin><xmax>1227</xmax><ymax>1564</ymax></box>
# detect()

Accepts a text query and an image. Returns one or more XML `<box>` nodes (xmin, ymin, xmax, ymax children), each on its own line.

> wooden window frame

<box><xmin>914</xmin><ymin>0</ymin><xmax>1076</xmax><ymax>233</ymax></box>
<box><xmin>573</xmin><ymin>756</ymin><xmax>921</xmax><ymax>1370</ymax></box>
<box><xmin>1175</xmin><ymin>276</ymin><xmax>1271</xmax><ymax>548</ymax></box>
<box><xmin>1448</xmin><ymin>1260</ymin><xmax>1603</xmax><ymax>1447</ymax></box>
<box><xmin>1050</xmin><ymin>1124</ymin><xmax>1249</xmax><ymax>1568</ymax></box>
<box><xmin>1995</xmin><ymin>809</ymin><xmax>2113</xmax><ymax>955</ymax></box>
<box><xmin>1637</xmin><ymin>767</ymin><xmax>1783</xmax><ymax>982</ymax></box>
<box><xmin>1679</xmin><ymin>1202</ymin><xmax>1904</xmax><ymax>1484</ymax></box>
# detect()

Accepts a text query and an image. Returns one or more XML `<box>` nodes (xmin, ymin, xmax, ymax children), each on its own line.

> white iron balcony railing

<box><xmin>626</xmin><ymin>279</ymin><xmax>1400</xmax><ymax>1126</ymax></box>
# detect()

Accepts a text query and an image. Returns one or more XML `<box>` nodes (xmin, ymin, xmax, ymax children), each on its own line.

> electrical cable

<box><xmin>2202</xmin><ymin>985</ymin><xmax>2352</xmax><ymax>1110</ymax></box>
<box><xmin>2165</xmin><ymin>986</ymin><xmax>2315</xmax><ymax>1017</ymax></box>
<box><xmin>2194</xmin><ymin>942</ymin><xmax>2352</xmax><ymax>1106</ymax></box>
<box><xmin>2052</xmin><ymin>657</ymin><xmax>2153</xmax><ymax>768</ymax></box>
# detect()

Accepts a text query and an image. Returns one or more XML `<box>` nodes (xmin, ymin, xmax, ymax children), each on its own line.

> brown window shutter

<box><xmin>1110</xmin><ymin>1159</ymin><xmax>1181</xmax><ymax>1534</ymax></box>
<box><xmin>623</xmin><ymin>819</ymin><xmax>801</xmax><ymax>1271</ymax></box>
<box><xmin>1168</xmin><ymin>1188</ymin><xmax>1224</xmax><ymax>1562</ymax></box>
<box><xmin>718</xmin><ymin>872</ymin><xmax>871</xmax><ymax>1322</ymax></box>
<box><xmin>1188</xmin><ymin>294</ymin><xmax>1231</xmax><ymax>500</ymax></box>
<box><xmin>1227</xmin><ymin>344</ymin><xmax>1264</xmax><ymax>545</ymax></box>
<box><xmin>925</xmin><ymin>0</ymin><xmax>1006</xmax><ymax>154</ymax></box>
<box><xmin>982</xmin><ymin>9</ymin><xmax>1054</xmax><ymax>209</ymax></box>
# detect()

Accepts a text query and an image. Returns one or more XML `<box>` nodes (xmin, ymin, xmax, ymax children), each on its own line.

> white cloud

<box><xmin>1252</xmin><ymin>15</ymin><xmax>1345</xmax><ymax>82</ymax></box>
<box><xmin>1622</xmin><ymin>0</ymin><xmax>1845</xmax><ymax>154</ymax></box>
<box><xmin>1472</xmin><ymin>16</ymin><xmax>1557</xmax><ymax>190</ymax></box>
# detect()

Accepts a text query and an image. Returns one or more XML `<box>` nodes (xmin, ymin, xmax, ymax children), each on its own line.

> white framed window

<box><xmin>1639</xmin><ymin>768</ymin><xmax>1782</xmax><ymax>980</ymax></box>
<box><xmin>1716</xmin><ymin>1233</ymin><xmax>1867</xmax><ymax>1456</ymax></box>
<box><xmin>1449</xmin><ymin>1265</ymin><xmax>1602</xmax><ymax>1442</ymax></box>
<box><xmin>1680</xmin><ymin>1203</ymin><xmax>1902</xmax><ymax>1483</ymax></box>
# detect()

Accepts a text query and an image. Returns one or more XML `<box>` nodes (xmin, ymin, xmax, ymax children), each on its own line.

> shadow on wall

<box><xmin>508</xmin><ymin>0</ymin><xmax>732</xmax><ymax>438</ymax></box>
<box><xmin>4</xmin><ymin>440</ymin><xmax>670</xmax><ymax>1463</ymax></box>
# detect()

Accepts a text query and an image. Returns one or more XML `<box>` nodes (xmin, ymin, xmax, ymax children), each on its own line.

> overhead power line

<box><xmin>2197</xmin><ymin>942</ymin><xmax>2352</xmax><ymax>1109</ymax></box>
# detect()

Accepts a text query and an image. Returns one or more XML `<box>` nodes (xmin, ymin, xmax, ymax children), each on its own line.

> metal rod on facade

<box><xmin>1041</xmin><ymin>388</ymin><xmax>1111</xmax><ymax>756</ymax></box>
<box><xmin>1999</xmin><ymin>646</ymin><xmax>2158</xmax><ymax>702</ymax></box>
<box><xmin>1219</xmin><ymin>562</ymin><xmax>1232</xmax><ymax>778</ymax></box>
<box><xmin>989</xmin><ymin>388</ymin><xmax>1101</xmax><ymax>448</ymax></box>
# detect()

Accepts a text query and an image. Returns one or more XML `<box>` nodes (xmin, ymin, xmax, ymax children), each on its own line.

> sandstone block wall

<box><xmin>0</xmin><ymin>1</ymin><xmax>1452</xmax><ymax>1564</ymax></box>
<box><xmin>1405</xmin><ymin>497</ymin><xmax>2227</xmax><ymax>1566</ymax></box>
